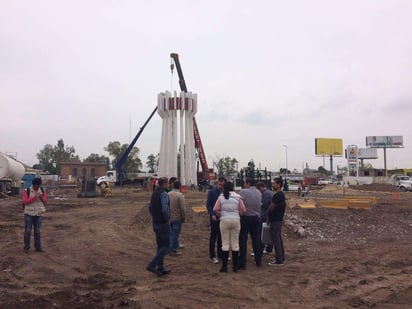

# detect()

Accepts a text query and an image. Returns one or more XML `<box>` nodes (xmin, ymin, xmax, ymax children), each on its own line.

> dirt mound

<box><xmin>350</xmin><ymin>183</ymin><xmax>396</xmax><ymax>192</ymax></box>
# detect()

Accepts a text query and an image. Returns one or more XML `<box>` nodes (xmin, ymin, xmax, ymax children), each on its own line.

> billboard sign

<box><xmin>366</xmin><ymin>136</ymin><xmax>403</xmax><ymax>148</ymax></box>
<box><xmin>348</xmin><ymin>164</ymin><xmax>358</xmax><ymax>177</ymax></box>
<box><xmin>346</xmin><ymin>145</ymin><xmax>358</xmax><ymax>164</ymax></box>
<box><xmin>357</xmin><ymin>147</ymin><xmax>378</xmax><ymax>159</ymax></box>
<box><xmin>346</xmin><ymin>145</ymin><xmax>358</xmax><ymax>177</ymax></box>
<box><xmin>315</xmin><ymin>138</ymin><xmax>343</xmax><ymax>156</ymax></box>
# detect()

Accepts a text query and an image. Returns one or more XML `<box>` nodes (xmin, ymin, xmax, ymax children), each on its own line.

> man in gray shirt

<box><xmin>239</xmin><ymin>178</ymin><xmax>262</xmax><ymax>269</ymax></box>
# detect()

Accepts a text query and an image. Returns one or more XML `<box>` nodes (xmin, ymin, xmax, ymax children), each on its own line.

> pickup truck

<box><xmin>390</xmin><ymin>175</ymin><xmax>412</xmax><ymax>192</ymax></box>
<box><xmin>318</xmin><ymin>178</ymin><xmax>331</xmax><ymax>185</ymax></box>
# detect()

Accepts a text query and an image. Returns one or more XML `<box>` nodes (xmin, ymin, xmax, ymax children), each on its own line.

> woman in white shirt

<box><xmin>213</xmin><ymin>181</ymin><xmax>246</xmax><ymax>272</ymax></box>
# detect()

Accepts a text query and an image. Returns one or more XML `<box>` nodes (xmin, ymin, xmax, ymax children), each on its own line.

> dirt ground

<box><xmin>0</xmin><ymin>184</ymin><xmax>411</xmax><ymax>309</ymax></box>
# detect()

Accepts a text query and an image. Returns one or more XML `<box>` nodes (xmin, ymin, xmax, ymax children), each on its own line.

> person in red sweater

<box><xmin>22</xmin><ymin>177</ymin><xmax>48</xmax><ymax>253</ymax></box>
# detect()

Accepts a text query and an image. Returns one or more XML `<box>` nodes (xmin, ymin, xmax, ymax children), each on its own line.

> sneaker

<box><xmin>169</xmin><ymin>251</ymin><xmax>182</xmax><ymax>256</ymax></box>
<box><xmin>146</xmin><ymin>266</ymin><xmax>161</xmax><ymax>275</ymax></box>
<box><xmin>157</xmin><ymin>269</ymin><xmax>171</xmax><ymax>276</ymax></box>
<box><xmin>178</xmin><ymin>244</ymin><xmax>185</xmax><ymax>249</ymax></box>
<box><xmin>250</xmin><ymin>252</ymin><xmax>255</xmax><ymax>256</ymax></box>
<box><xmin>210</xmin><ymin>257</ymin><xmax>219</xmax><ymax>264</ymax></box>
<box><xmin>268</xmin><ymin>260</ymin><xmax>284</xmax><ymax>266</ymax></box>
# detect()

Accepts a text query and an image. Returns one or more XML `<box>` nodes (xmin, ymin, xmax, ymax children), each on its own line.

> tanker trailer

<box><xmin>0</xmin><ymin>152</ymin><xmax>25</xmax><ymax>195</ymax></box>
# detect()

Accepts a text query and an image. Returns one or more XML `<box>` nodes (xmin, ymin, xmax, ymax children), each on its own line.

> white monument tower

<box><xmin>157</xmin><ymin>90</ymin><xmax>198</xmax><ymax>187</ymax></box>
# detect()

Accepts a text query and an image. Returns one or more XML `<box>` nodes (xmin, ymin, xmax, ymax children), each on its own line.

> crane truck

<box><xmin>114</xmin><ymin>107</ymin><xmax>158</xmax><ymax>186</ymax></box>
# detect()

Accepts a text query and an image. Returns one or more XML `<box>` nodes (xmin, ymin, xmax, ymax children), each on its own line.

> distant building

<box><xmin>386</xmin><ymin>168</ymin><xmax>412</xmax><ymax>177</ymax></box>
<box><xmin>358</xmin><ymin>168</ymin><xmax>385</xmax><ymax>177</ymax></box>
<box><xmin>358</xmin><ymin>168</ymin><xmax>412</xmax><ymax>177</ymax></box>
<box><xmin>60</xmin><ymin>162</ymin><xmax>107</xmax><ymax>180</ymax></box>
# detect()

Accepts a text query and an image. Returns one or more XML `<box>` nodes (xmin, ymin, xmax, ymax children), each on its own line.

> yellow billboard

<box><xmin>315</xmin><ymin>138</ymin><xmax>343</xmax><ymax>156</ymax></box>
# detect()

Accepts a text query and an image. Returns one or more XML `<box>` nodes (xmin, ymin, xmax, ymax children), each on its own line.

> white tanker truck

<box><xmin>0</xmin><ymin>152</ymin><xmax>25</xmax><ymax>195</ymax></box>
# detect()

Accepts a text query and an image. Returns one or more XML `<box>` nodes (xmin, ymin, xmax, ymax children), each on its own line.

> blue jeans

<box><xmin>24</xmin><ymin>214</ymin><xmax>43</xmax><ymax>250</ymax></box>
<box><xmin>148</xmin><ymin>223</ymin><xmax>171</xmax><ymax>272</ymax></box>
<box><xmin>170</xmin><ymin>220</ymin><xmax>182</xmax><ymax>252</ymax></box>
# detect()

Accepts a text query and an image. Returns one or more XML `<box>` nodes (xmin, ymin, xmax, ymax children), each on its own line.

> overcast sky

<box><xmin>1</xmin><ymin>0</ymin><xmax>411</xmax><ymax>174</ymax></box>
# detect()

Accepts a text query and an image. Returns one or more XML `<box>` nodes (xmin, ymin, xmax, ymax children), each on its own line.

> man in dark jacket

<box><xmin>146</xmin><ymin>177</ymin><xmax>172</xmax><ymax>276</ymax></box>
<box><xmin>267</xmin><ymin>177</ymin><xmax>286</xmax><ymax>266</ymax></box>
<box><xmin>206</xmin><ymin>177</ymin><xmax>226</xmax><ymax>264</ymax></box>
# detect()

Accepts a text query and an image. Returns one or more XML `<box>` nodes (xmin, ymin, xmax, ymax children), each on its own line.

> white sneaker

<box><xmin>268</xmin><ymin>260</ymin><xmax>284</xmax><ymax>266</ymax></box>
<box><xmin>250</xmin><ymin>252</ymin><xmax>255</xmax><ymax>256</ymax></box>
<box><xmin>210</xmin><ymin>257</ymin><xmax>219</xmax><ymax>264</ymax></box>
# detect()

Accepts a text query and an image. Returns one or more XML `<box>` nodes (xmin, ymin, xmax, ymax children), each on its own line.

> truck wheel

<box><xmin>400</xmin><ymin>186</ymin><xmax>407</xmax><ymax>192</ymax></box>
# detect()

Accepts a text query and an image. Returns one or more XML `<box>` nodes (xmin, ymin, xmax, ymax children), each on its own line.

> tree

<box><xmin>36</xmin><ymin>139</ymin><xmax>79</xmax><ymax>174</ymax></box>
<box><xmin>317</xmin><ymin>166</ymin><xmax>330</xmax><ymax>175</ymax></box>
<box><xmin>36</xmin><ymin>144</ymin><xmax>55</xmax><ymax>172</ymax></box>
<box><xmin>83</xmin><ymin>153</ymin><xmax>110</xmax><ymax>168</ymax></box>
<box><xmin>104</xmin><ymin>141</ymin><xmax>142</xmax><ymax>173</ymax></box>
<box><xmin>53</xmin><ymin>139</ymin><xmax>80</xmax><ymax>174</ymax></box>
<box><xmin>215</xmin><ymin>156</ymin><xmax>239</xmax><ymax>177</ymax></box>
<box><xmin>146</xmin><ymin>154</ymin><xmax>158</xmax><ymax>173</ymax></box>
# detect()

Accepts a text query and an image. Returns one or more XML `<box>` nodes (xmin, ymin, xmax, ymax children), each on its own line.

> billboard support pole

<box><xmin>384</xmin><ymin>147</ymin><xmax>387</xmax><ymax>177</ymax></box>
<box><xmin>330</xmin><ymin>155</ymin><xmax>333</xmax><ymax>175</ymax></box>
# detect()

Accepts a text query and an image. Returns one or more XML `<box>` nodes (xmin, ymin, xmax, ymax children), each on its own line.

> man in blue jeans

<box><xmin>22</xmin><ymin>177</ymin><xmax>47</xmax><ymax>253</ymax></box>
<box><xmin>147</xmin><ymin>177</ymin><xmax>172</xmax><ymax>276</ymax></box>
<box><xmin>168</xmin><ymin>180</ymin><xmax>186</xmax><ymax>255</ymax></box>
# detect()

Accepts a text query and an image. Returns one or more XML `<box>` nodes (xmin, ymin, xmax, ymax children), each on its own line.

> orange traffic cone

<box><xmin>393</xmin><ymin>191</ymin><xmax>398</xmax><ymax>200</ymax></box>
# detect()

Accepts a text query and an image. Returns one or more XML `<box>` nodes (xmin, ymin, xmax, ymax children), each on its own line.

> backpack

<box><xmin>22</xmin><ymin>187</ymin><xmax>45</xmax><ymax>210</ymax></box>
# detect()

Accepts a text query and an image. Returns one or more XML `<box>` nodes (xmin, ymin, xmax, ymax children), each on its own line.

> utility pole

<box><xmin>283</xmin><ymin>145</ymin><xmax>288</xmax><ymax>174</ymax></box>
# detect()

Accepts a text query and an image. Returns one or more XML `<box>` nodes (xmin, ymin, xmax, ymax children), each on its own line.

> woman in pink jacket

<box><xmin>22</xmin><ymin>177</ymin><xmax>47</xmax><ymax>253</ymax></box>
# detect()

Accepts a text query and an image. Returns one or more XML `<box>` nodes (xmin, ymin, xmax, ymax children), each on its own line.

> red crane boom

<box><xmin>170</xmin><ymin>53</ymin><xmax>213</xmax><ymax>181</ymax></box>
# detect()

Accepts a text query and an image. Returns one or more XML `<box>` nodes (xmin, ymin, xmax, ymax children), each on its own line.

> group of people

<box><xmin>208</xmin><ymin>177</ymin><xmax>286</xmax><ymax>272</ymax></box>
<box><xmin>21</xmin><ymin>174</ymin><xmax>285</xmax><ymax>277</ymax></box>
<box><xmin>146</xmin><ymin>175</ymin><xmax>286</xmax><ymax>276</ymax></box>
